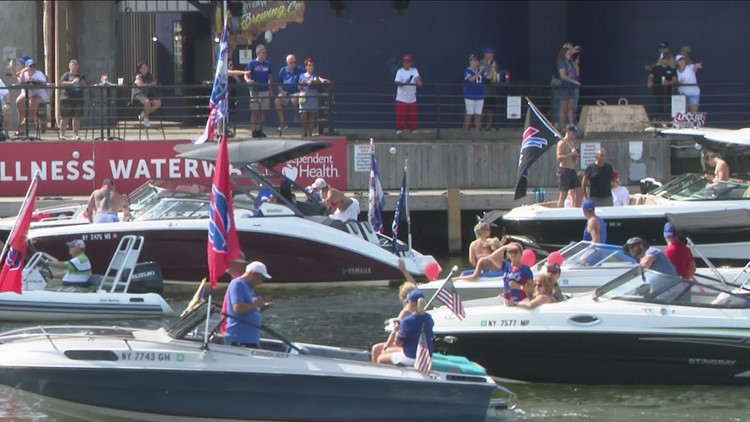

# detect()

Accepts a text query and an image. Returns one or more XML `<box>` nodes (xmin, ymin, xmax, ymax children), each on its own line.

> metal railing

<box><xmin>2</xmin><ymin>81</ymin><xmax>749</xmax><ymax>140</ymax></box>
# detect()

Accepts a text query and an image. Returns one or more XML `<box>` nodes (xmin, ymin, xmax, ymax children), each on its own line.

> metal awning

<box><xmin>117</xmin><ymin>0</ymin><xmax>210</xmax><ymax>14</ymax></box>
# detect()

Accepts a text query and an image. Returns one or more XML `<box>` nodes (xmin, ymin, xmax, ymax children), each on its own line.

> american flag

<box><xmin>368</xmin><ymin>141</ymin><xmax>385</xmax><ymax>232</ymax></box>
<box><xmin>207</xmin><ymin>135</ymin><xmax>242</xmax><ymax>288</ymax></box>
<box><xmin>436</xmin><ymin>278</ymin><xmax>466</xmax><ymax>320</ymax></box>
<box><xmin>415</xmin><ymin>330</ymin><xmax>432</xmax><ymax>375</ymax></box>
<box><xmin>0</xmin><ymin>175</ymin><xmax>39</xmax><ymax>293</ymax></box>
<box><xmin>195</xmin><ymin>18</ymin><xmax>229</xmax><ymax>144</ymax></box>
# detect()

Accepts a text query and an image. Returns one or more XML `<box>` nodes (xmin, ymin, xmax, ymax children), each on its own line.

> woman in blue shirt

<box><xmin>298</xmin><ymin>58</ymin><xmax>330</xmax><ymax>137</ymax></box>
<box><xmin>376</xmin><ymin>289</ymin><xmax>434</xmax><ymax>367</ymax></box>
<box><xmin>464</xmin><ymin>54</ymin><xmax>486</xmax><ymax>133</ymax></box>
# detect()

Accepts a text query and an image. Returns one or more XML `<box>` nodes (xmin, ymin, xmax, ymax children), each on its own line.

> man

<box><xmin>47</xmin><ymin>239</ymin><xmax>92</xmax><ymax>290</ymax></box>
<box><xmin>274</xmin><ymin>54</ymin><xmax>305</xmax><ymax>133</ymax></box>
<box><xmin>245</xmin><ymin>44</ymin><xmax>272</xmax><ymax>138</ymax></box>
<box><xmin>582</xmin><ymin>147</ymin><xmax>615</xmax><ymax>207</ymax></box>
<box><xmin>663</xmin><ymin>222</ymin><xmax>695</xmax><ymax>280</ymax></box>
<box><xmin>479</xmin><ymin>47</ymin><xmax>499</xmax><ymax>130</ymax></box>
<box><xmin>624</xmin><ymin>237</ymin><xmax>678</xmax><ymax>294</ymax></box>
<box><xmin>705</xmin><ymin>152</ymin><xmax>729</xmax><ymax>182</ymax></box>
<box><xmin>645</xmin><ymin>41</ymin><xmax>670</xmax><ymax>72</ymax></box>
<box><xmin>647</xmin><ymin>54</ymin><xmax>676</xmax><ymax>121</ymax></box>
<box><xmin>59</xmin><ymin>59</ymin><xmax>87</xmax><ymax>140</ymax></box>
<box><xmin>582</xmin><ymin>199</ymin><xmax>606</xmax><ymax>244</ymax></box>
<box><xmin>556</xmin><ymin>125</ymin><xmax>583</xmax><ymax>208</ymax></box>
<box><xmin>394</xmin><ymin>54</ymin><xmax>422</xmax><ymax>135</ymax></box>
<box><xmin>131</xmin><ymin>61</ymin><xmax>161</xmax><ymax>128</ymax></box>
<box><xmin>225</xmin><ymin>261</ymin><xmax>274</xmax><ymax>348</ymax></box>
<box><xmin>86</xmin><ymin>178</ymin><xmax>130</xmax><ymax>223</ymax></box>
<box><xmin>217</xmin><ymin>256</ymin><xmax>251</xmax><ymax>334</ymax></box>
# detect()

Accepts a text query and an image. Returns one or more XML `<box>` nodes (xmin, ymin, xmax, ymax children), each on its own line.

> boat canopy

<box><xmin>175</xmin><ymin>140</ymin><xmax>332</xmax><ymax>168</ymax></box>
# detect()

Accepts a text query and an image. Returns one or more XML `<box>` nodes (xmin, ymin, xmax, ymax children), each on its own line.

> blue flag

<box><xmin>368</xmin><ymin>146</ymin><xmax>385</xmax><ymax>232</ymax></box>
<box><xmin>195</xmin><ymin>18</ymin><xmax>229</xmax><ymax>144</ymax></box>
<box><xmin>392</xmin><ymin>167</ymin><xmax>407</xmax><ymax>253</ymax></box>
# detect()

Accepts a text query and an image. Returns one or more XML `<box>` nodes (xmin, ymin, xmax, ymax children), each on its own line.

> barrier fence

<box><xmin>2</xmin><ymin>81</ymin><xmax>749</xmax><ymax>140</ymax></box>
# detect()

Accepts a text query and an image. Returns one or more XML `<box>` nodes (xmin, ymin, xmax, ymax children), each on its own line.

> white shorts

<box><xmin>331</xmin><ymin>198</ymin><xmax>360</xmax><ymax>222</ymax></box>
<box><xmin>465</xmin><ymin>99</ymin><xmax>484</xmax><ymax>115</ymax></box>
<box><xmin>277</xmin><ymin>92</ymin><xmax>301</xmax><ymax>106</ymax></box>
<box><xmin>390</xmin><ymin>350</ymin><xmax>416</xmax><ymax>366</ymax></box>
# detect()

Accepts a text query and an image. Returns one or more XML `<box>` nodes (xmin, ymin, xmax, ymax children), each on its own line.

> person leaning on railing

<box><xmin>298</xmin><ymin>58</ymin><xmax>330</xmax><ymax>138</ymax></box>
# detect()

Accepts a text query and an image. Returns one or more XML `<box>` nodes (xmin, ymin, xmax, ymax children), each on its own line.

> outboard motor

<box><xmin>129</xmin><ymin>262</ymin><xmax>165</xmax><ymax>294</ymax></box>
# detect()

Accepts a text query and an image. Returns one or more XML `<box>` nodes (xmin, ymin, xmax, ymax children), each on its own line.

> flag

<box><xmin>513</xmin><ymin>99</ymin><xmax>561</xmax><ymax>199</ymax></box>
<box><xmin>368</xmin><ymin>143</ymin><xmax>385</xmax><ymax>232</ymax></box>
<box><xmin>0</xmin><ymin>176</ymin><xmax>39</xmax><ymax>293</ymax></box>
<box><xmin>415</xmin><ymin>330</ymin><xmax>432</xmax><ymax>375</ymax></box>
<box><xmin>436</xmin><ymin>278</ymin><xmax>466</xmax><ymax>320</ymax></box>
<box><xmin>207</xmin><ymin>135</ymin><xmax>242</xmax><ymax>288</ymax></box>
<box><xmin>195</xmin><ymin>18</ymin><xmax>229</xmax><ymax>144</ymax></box>
<box><xmin>391</xmin><ymin>167</ymin><xmax>407</xmax><ymax>253</ymax></box>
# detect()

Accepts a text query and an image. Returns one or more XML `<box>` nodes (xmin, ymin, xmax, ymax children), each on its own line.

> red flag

<box><xmin>0</xmin><ymin>176</ymin><xmax>39</xmax><ymax>293</ymax></box>
<box><xmin>207</xmin><ymin>135</ymin><xmax>241</xmax><ymax>288</ymax></box>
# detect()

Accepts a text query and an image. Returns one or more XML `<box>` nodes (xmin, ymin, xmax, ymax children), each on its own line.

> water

<box><xmin>0</xmin><ymin>258</ymin><xmax>749</xmax><ymax>421</ymax></box>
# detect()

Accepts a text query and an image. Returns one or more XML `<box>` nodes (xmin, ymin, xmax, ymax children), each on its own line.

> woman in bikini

<box><xmin>314</xmin><ymin>178</ymin><xmax>360</xmax><ymax>222</ymax></box>
<box><xmin>469</xmin><ymin>221</ymin><xmax>492</xmax><ymax>266</ymax></box>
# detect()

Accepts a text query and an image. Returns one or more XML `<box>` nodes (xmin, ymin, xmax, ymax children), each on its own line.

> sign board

<box><xmin>353</xmin><ymin>145</ymin><xmax>372</xmax><ymax>172</ymax></box>
<box><xmin>671</xmin><ymin>95</ymin><xmax>686</xmax><ymax>117</ymax></box>
<box><xmin>0</xmin><ymin>138</ymin><xmax>348</xmax><ymax>196</ymax></box>
<box><xmin>506</xmin><ymin>96</ymin><xmax>522</xmax><ymax>119</ymax></box>
<box><xmin>580</xmin><ymin>142</ymin><xmax>601</xmax><ymax>170</ymax></box>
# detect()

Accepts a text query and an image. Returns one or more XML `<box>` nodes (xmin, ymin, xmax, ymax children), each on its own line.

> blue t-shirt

<box><xmin>299</xmin><ymin>73</ymin><xmax>318</xmax><ymax>93</ymax></box>
<box><xmin>396</xmin><ymin>313</ymin><xmax>434</xmax><ymax>359</ymax></box>
<box><xmin>246</xmin><ymin>59</ymin><xmax>271</xmax><ymax>92</ymax></box>
<box><xmin>645</xmin><ymin>247</ymin><xmax>678</xmax><ymax>276</ymax></box>
<box><xmin>225</xmin><ymin>277</ymin><xmax>262</xmax><ymax>345</ymax></box>
<box><xmin>463</xmin><ymin>68</ymin><xmax>485</xmax><ymax>100</ymax></box>
<box><xmin>503</xmin><ymin>263</ymin><xmax>533</xmax><ymax>303</ymax></box>
<box><xmin>278</xmin><ymin>65</ymin><xmax>305</xmax><ymax>94</ymax></box>
<box><xmin>583</xmin><ymin>216</ymin><xmax>607</xmax><ymax>243</ymax></box>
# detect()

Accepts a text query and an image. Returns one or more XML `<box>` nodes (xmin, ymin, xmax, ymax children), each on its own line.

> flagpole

<box><xmin>424</xmin><ymin>265</ymin><xmax>458</xmax><ymax>310</ymax></box>
<box><xmin>0</xmin><ymin>173</ymin><xmax>39</xmax><ymax>264</ymax></box>
<box><xmin>404</xmin><ymin>158</ymin><xmax>411</xmax><ymax>254</ymax></box>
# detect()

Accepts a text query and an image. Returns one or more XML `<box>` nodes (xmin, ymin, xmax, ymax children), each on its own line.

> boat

<box><xmin>0</xmin><ymin>301</ymin><xmax>512</xmax><ymax>422</ymax></box>
<box><xmin>0</xmin><ymin>235</ymin><xmax>173</xmax><ymax>322</ymax></box>
<box><xmin>22</xmin><ymin>140</ymin><xmax>438</xmax><ymax>284</ymax></box>
<box><xmin>498</xmin><ymin>173</ymin><xmax>750</xmax><ymax>265</ymax></box>
<box><xmin>428</xmin><ymin>265</ymin><xmax>750</xmax><ymax>385</ymax></box>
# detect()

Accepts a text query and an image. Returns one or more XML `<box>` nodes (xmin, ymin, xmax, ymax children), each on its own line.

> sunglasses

<box><xmin>508</xmin><ymin>250</ymin><xmax>521</xmax><ymax>255</ymax></box>
<box><xmin>534</xmin><ymin>283</ymin><xmax>544</xmax><ymax>287</ymax></box>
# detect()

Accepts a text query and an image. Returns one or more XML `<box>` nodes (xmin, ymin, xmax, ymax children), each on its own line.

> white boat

<box><xmin>499</xmin><ymin>174</ymin><xmax>750</xmax><ymax>265</ymax></box>
<box><xmin>11</xmin><ymin>140</ymin><xmax>438</xmax><ymax>284</ymax></box>
<box><xmin>0</xmin><ymin>236</ymin><xmax>173</xmax><ymax>322</ymax></box>
<box><xmin>0</xmin><ymin>302</ymin><xmax>512</xmax><ymax>422</ymax></box>
<box><xmin>428</xmin><ymin>265</ymin><xmax>750</xmax><ymax>385</ymax></box>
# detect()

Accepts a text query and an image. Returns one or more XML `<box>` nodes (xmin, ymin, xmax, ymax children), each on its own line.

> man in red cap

<box><xmin>394</xmin><ymin>54</ymin><xmax>422</xmax><ymax>135</ymax></box>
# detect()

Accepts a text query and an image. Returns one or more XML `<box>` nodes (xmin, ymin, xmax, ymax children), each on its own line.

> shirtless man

<box><xmin>86</xmin><ymin>178</ymin><xmax>130</xmax><ymax>223</ymax></box>
<box><xmin>314</xmin><ymin>178</ymin><xmax>360</xmax><ymax>222</ymax></box>
<box><xmin>556</xmin><ymin>125</ymin><xmax>583</xmax><ymax>208</ymax></box>
<box><xmin>705</xmin><ymin>152</ymin><xmax>729</xmax><ymax>182</ymax></box>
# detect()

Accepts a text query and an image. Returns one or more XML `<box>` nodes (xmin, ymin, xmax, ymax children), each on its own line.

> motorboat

<box><xmin>418</xmin><ymin>241</ymin><xmax>637</xmax><ymax>301</ymax></box>
<box><xmin>498</xmin><ymin>173</ymin><xmax>750</xmax><ymax>265</ymax></box>
<box><xmin>0</xmin><ymin>236</ymin><xmax>173</xmax><ymax>322</ymax></box>
<box><xmin>428</xmin><ymin>265</ymin><xmax>750</xmax><ymax>385</ymax></box>
<box><xmin>22</xmin><ymin>140</ymin><xmax>438</xmax><ymax>284</ymax></box>
<box><xmin>0</xmin><ymin>301</ymin><xmax>512</xmax><ymax>422</ymax></box>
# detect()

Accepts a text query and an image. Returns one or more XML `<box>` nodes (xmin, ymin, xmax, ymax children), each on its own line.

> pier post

<box><xmin>447</xmin><ymin>188</ymin><xmax>462</xmax><ymax>255</ymax></box>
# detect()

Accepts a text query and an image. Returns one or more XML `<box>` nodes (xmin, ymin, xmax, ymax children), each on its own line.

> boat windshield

<box><xmin>593</xmin><ymin>266</ymin><xmax>750</xmax><ymax>308</ymax></box>
<box><xmin>534</xmin><ymin>241</ymin><xmax>635</xmax><ymax>271</ymax></box>
<box><xmin>654</xmin><ymin>174</ymin><xmax>750</xmax><ymax>201</ymax></box>
<box><xmin>132</xmin><ymin>197</ymin><xmax>257</xmax><ymax>221</ymax></box>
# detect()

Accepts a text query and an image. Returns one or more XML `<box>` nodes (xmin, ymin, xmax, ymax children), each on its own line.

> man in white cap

<box><xmin>225</xmin><ymin>260</ymin><xmax>274</xmax><ymax>348</ymax></box>
<box><xmin>47</xmin><ymin>239</ymin><xmax>92</xmax><ymax>290</ymax></box>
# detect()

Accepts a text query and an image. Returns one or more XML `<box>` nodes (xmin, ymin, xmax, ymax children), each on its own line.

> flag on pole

<box><xmin>415</xmin><ymin>330</ymin><xmax>433</xmax><ymax>375</ymax></box>
<box><xmin>207</xmin><ymin>135</ymin><xmax>242</xmax><ymax>288</ymax></box>
<box><xmin>514</xmin><ymin>98</ymin><xmax>561</xmax><ymax>199</ymax></box>
<box><xmin>435</xmin><ymin>278</ymin><xmax>466</xmax><ymax>320</ymax></box>
<box><xmin>391</xmin><ymin>166</ymin><xmax>407</xmax><ymax>253</ymax></box>
<box><xmin>195</xmin><ymin>18</ymin><xmax>229</xmax><ymax>144</ymax></box>
<box><xmin>0</xmin><ymin>176</ymin><xmax>39</xmax><ymax>293</ymax></box>
<box><xmin>368</xmin><ymin>142</ymin><xmax>385</xmax><ymax>232</ymax></box>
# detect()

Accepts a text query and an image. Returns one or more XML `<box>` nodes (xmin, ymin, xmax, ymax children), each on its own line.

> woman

<box><xmin>468</xmin><ymin>221</ymin><xmax>492</xmax><ymax>266</ymax></box>
<box><xmin>298</xmin><ymin>58</ymin><xmax>330</xmax><ymax>137</ymax></box>
<box><xmin>377</xmin><ymin>289</ymin><xmax>434</xmax><ymax>367</ymax></box>
<box><xmin>371</xmin><ymin>259</ymin><xmax>418</xmax><ymax>363</ymax></box>
<box><xmin>544</xmin><ymin>262</ymin><xmax>565</xmax><ymax>302</ymax></box>
<box><xmin>59</xmin><ymin>59</ymin><xmax>87</xmax><ymax>140</ymax></box>
<box><xmin>676</xmin><ymin>54</ymin><xmax>703</xmax><ymax>113</ymax></box>
<box><xmin>509</xmin><ymin>274</ymin><xmax>556</xmax><ymax>309</ymax></box>
<box><xmin>463</xmin><ymin>54</ymin><xmax>486</xmax><ymax>133</ymax></box>
<box><xmin>317</xmin><ymin>178</ymin><xmax>360</xmax><ymax>222</ymax></box>
<box><xmin>557</xmin><ymin>47</ymin><xmax>580</xmax><ymax>129</ymax></box>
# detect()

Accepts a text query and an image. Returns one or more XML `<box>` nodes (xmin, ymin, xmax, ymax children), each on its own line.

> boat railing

<box><xmin>0</xmin><ymin>325</ymin><xmax>138</xmax><ymax>351</ymax></box>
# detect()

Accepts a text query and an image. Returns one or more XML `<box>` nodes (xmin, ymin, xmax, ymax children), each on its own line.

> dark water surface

<box><xmin>0</xmin><ymin>257</ymin><xmax>749</xmax><ymax>421</ymax></box>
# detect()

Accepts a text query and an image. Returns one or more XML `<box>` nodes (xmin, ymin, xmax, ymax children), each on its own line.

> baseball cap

<box><xmin>582</xmin><ymin>199</ymin><xmax>595</xmax><ymax>211</ymax></box>
<box><xmin>279</xmin><ymin>179</ymin><xmax>292</xmax><ymax>191</ymax></box>
<box><xmin>246</xmin><ymin>261</ymin><xmax>272</xmax><ymax>279</ymax></box>
<box><xmin>565</xmin><ymin>124</ymin><xmax>578</xmax><ymax>134</ymax></box>
<box><xmin>402</xmin><ymin>54</ymin><xmax>413</xmax><ymax>62</ymax></box>
<box><xmin>482</xmin><ymin>47</ymin><xmax>495</xmax><ymax>55</ymax></box>
<box><xmin>19</xmin><ymin>56</ymin><xmax>31</xmax><ymax>64</ymax></box>
<box><xmin>25</xmin><ymin>59</ymin><xmax>36</xmax><ymax>67</ymax></box>
<box><xmin>405</xmin><ymin>289</ymin><xmax>425</xmax><ymax>302</ymax></box>
<box><xmin>312</xmin><ymin>178</ymin><xmax>327</xmax><ymax>189</ymax></box>
<box><xmin>663</xmin><ymin>222</ymin><xmax>676</xmax><ymax>238</ymax></box>
<box><xmin>613</xmin><ymin>170</ymin><xmax>620</xmax><ymax>181</ymax></box>
<box><xmin>659</xmin><ymin>41</ymin><xmax>669</xmax><ymax>48</ymax></box>
<box><xmin>675</xmin><ymin>54</ymin><xmax>685</xmax><ymax>61</ymax></box>
<box><xmin>66</xmin><ymin>239</ymin><xmax>86</xmax><ymax>249</ymax></box>
<box><xmin>623</xmin><ymin>237</ymin><xmax>646</xmax><ymax>250</ymax></box>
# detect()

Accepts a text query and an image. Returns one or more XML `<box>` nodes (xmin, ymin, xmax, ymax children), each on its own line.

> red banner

<box><xmin>0</xmin><ymin>138</ymin><xmax>347</xmax><ymax>196</ymax></box>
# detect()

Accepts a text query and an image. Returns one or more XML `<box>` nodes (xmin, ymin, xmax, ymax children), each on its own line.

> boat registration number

<box><xmin>120</xmin><ymin>352</ymin><xmax>182</xmax><ymax>361</ymax></box>
<box><xmin>481</xmin><ymin>319</ymin><xmax>530</xmax><ymax>327</ymax></box>
<box><xmin>80</xmin><ymin>233</ymin><xmax>115</xmax><ymax>241</ymax></box>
